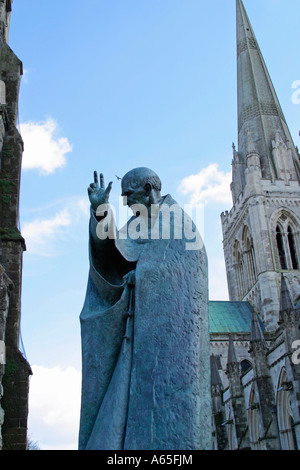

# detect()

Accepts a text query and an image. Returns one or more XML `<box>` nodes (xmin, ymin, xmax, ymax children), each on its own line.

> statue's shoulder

<box><xmin>160</xmin><ymin>194</ymin><xmax>179</xmax><ymax>207</ymax></box>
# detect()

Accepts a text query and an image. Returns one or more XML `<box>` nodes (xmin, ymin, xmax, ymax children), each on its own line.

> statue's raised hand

<box><xmin>88</xmin><ymin>171</ymin><xmax>113</xmax><ymax>211</ymax></box>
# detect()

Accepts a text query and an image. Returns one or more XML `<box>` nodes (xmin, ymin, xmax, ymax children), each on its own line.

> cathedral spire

<box><xmin>236</xmin><ymin>0</ymin><xmax>299</xmax><ymax>182</ymax></box>
<box><xmin>250</xmin><ymin>310</ymin><xmax>266</xmax><ymax>346</ymax></box>
<box><xmin>227</xmin><ymin>335</ymin><xmax>238</xmax><ymax>365</ymax></box>
<box><xmin>211</xmin><ymin>355</ymin><xmax>222</xmax><ymax>388</ymax></box>
<box><xmin>278</xmin><ymin>274</ymin><xmax>297</xmax><ymax>325</ymax></box>
<box><xmin>226</xmin><ymin>335</ymin><xmax>239</xmax><ymax>377</ymax></box>
<box><xmin>279</xmin><ymin>274</ymin><xmax>294</xmax><ymax>315</ymax></box>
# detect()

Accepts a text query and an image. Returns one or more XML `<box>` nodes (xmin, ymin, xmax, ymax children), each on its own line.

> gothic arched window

<box><xmin>233</xmin><ymin>241</ymin><xmax>245</xmax><ymax>298</ymax></box>
<box><xmin>242</xmin><ymin>227</ymin><xmax>257</xmax><ymax>290</ymax></box>
<box><xmin>287</xmin><ymin>226</ymin><xmax>298</xmax><ymax>270</ymax></box>
<box><xmin>273</xmin><ymin>211</ymin><xmax>300</xmax><ymax>271</ymax></box>
<box><xmin>276</xmin><ymin>225</ymin><xmax>287</xmax><ymax>270</ymax></box>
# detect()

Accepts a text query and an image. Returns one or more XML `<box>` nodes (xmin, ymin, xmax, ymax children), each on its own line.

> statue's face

<box><xmin>121</xmin><ymin>178</ymin><xmax>150</xmax><ymax>208</ymax></box>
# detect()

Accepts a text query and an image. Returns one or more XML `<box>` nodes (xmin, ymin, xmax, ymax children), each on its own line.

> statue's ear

<box><xmin>144</xmin><ymin>182</ymin><xmax>152</xmax><ymax>195</ymax></box>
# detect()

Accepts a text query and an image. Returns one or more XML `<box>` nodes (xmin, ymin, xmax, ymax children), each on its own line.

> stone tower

<box><xmin>221</xmin><ymin>0</ymin><xmax>300</xmax><ymax>331</ymax></box>
<box><xmin>0</xmin><ymin>0</ymin><xmax>31</xmax><ymax>450</ymax></box>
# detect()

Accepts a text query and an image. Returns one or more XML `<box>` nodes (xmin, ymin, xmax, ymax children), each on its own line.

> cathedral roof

<box><xmin>209</xmin><ymin>301</ymin><xmax>264</xmax><ymax>334</ymax></box>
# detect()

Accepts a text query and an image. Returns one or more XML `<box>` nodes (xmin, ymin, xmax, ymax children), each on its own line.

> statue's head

<box><xmin>121</xmin><ymin>167</ymin><xmax>162</xmax><ymax>208</ymax></box>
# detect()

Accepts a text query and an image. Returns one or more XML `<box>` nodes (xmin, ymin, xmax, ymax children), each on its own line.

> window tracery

<box><xmin>233</xmin><ymin>227</ymin><xmax>257</xmax><ymax>299</ymax></box>
<box><xmin>273</xmin><ymin>212</ymin><xmax>299</xmax><ymax>271</ymax></box>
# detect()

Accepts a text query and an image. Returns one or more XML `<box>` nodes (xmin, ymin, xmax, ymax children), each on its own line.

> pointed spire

<box><xmin>250</xmin><ymin>310</ymin><xmax>266</xmax><ymax>344</ymax></box>
<box><xmin>236</xmin><ymin>0</ymin><xmax>257</xmax><ymax>53</ymax></box>
<box><xmin>226</xmin><ymin>335</ymin><xmax>241</xmax><ymax>378</ymax></box>
<box><xmin>279</xmin><ymin>274</ymin><xmax>294</xmax><ymax>316</ymax></box>
<box><xmin>232</xmin><ymin>142</ymin><xmax>237</xmax><ymax>159</ymax></box>
<box><xmin>211</xmin><ymin>355</ymin><xmax>222</xmax><ymax>387</ymax></box>
<box><xmin>236</xmin><ymin>0</ymin><xmax>298</xmax><ymax>181</ymax></box>
<box><xmin>227</xmin><ymin>335</ymin><xmax>238</xmax><ymax>365</ymax></box>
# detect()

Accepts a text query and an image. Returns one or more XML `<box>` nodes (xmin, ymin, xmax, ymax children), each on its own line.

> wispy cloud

<box><xmin>22</xmin><ymin>197</ymin><xmax>89</xmax><ymax>256</ymax></box>
<box><xmin>22</xmin><ymin>209</ymin><xmax>71</xmax><ymax>255</ymax></box>
<box><xmin>178</xmin><ymin>163</ymin><xmax>232</xmax><ymax>207</ymax></box>
<box><xmin>28</xmin><ymin>365</ymin><xmax>81</xmax><ymax>450</ymax></box>
<box><xmin>178</xmin><ymin>163</ymin><xmax>231</xmax><ymax>301</ymax></box>
<box><xmin>20</xmin><ymin>118</ymin><xmax>72</xmax><ymax>175</ymax></box>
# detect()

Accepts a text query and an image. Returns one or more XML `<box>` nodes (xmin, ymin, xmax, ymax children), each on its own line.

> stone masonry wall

<box><xmin>0</xmin><ymin>264</ymin><xmax>11</xmax><ymax>450</ymax></box>
<box><xmin>0</xmin><ymin>1</ymin><xmax>31</xmax><ymax>450</ymax></box>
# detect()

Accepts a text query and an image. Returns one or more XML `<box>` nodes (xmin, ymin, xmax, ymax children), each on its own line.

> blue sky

<box><xmin>7</xmin><ymin>0</ymin><xmax>299</xmax><ymax>450</ymax></box>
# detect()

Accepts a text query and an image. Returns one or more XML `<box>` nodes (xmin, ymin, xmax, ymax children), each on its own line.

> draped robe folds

<box><xmin>79</xmin><ymin>194</ymin><xmax>211</xmax><ymax>450</ymax></box>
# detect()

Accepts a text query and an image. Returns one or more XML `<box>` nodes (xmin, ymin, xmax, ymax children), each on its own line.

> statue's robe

<box><xmin>79</xmin><ymin>194</ymin><xmax>211</xmax><ymax>450</ymax></box>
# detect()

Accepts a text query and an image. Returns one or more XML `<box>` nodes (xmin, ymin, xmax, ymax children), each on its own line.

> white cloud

<box><xmin>28</xmin><ymin>365</ymin><xmax>81</xmax><ymax>450</ymax></box>
<box><xmin>178</xmin><ymin>163</ymin><xmax>232</xmax><ymax>207</ymax></box>
<box><xmin>22</xmin><ymin>209</ymin><xmax>72</xmax><ymax>255</ymax></box>
<box><xmin>178</xmin><ymin>164</ymin><xmax>231</xmax><ymax>301</ymax></box>
<box><xmin>20</xmin><ymin>118</ymin><xmax>72</xmax><ymax>174</ymax></box>
<box><xmin>21</xmin><ymin>197</ymin><xmax>89</xmax><ymax>256</ymax></box>
<box><xmin>70</xmin><ymin>196</ymin><xmax>90</xmax><ymax>220</ymax></box>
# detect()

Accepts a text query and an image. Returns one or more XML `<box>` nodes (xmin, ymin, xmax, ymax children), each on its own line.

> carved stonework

<box><xmin>237</xmin><ymin>37</ymin><xmax>258</xmax><ymax>56</ymax></box>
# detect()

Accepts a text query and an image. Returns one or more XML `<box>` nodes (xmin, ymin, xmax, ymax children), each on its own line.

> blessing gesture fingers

<box><xmin>88</xmin><ymin>171</ymin><xmax>113</xmax><ymax>210</ymax></box>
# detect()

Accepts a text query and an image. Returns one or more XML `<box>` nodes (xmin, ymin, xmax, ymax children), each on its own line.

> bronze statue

<box><xmin>79</xmin><ymin>167</ymin><xmax>211</xmax><ymax>450</ymax></box>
